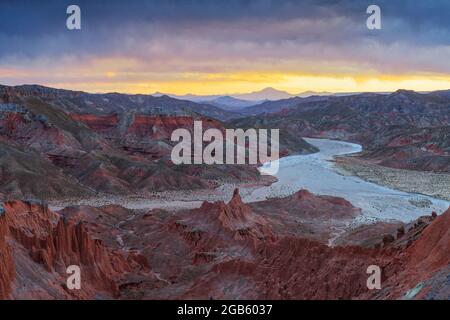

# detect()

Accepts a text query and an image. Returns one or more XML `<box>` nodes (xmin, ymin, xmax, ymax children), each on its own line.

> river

<box><xmin>248</xmin><ymin>138</ymin><xmax>450</xmax><ymax>223</ymax></box>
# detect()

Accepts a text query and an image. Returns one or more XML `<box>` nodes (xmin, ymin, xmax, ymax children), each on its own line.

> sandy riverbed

<box><xmin>335</xmin><ymin>156</ymin><xmax>450</xmax><ymax>202</ymax></box>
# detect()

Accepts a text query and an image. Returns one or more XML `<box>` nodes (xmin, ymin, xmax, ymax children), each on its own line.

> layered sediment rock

<box><xmin>0</xmin><ymin>97</ymin><xmax>265</xmax><ymax>199</ymax></box>
<box><xmin>0</xmin><ymin>200</ymin><xmax>148</xmax><ymax>299</ymax></box>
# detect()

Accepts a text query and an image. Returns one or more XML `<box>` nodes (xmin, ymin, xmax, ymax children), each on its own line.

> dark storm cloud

<box><xmin>1</xmin><ymin>0</ymin><xmax>449</xmax><ymax>58</ymax></box>
<box><xmin>1</xmin><ymin>0</ymin><xmax>450</xmax><ymax>89</ymax></box>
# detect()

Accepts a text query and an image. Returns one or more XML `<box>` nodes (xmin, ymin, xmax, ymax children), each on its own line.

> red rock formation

<box><xmin>251</xmin><ymin>189</ymin><xmax>359</xmax><ymax>220</ymax></box>
<box><xmin>0</xmin><ymin>110</ymin><xmax>86</xmax><ymax>155</ymax></box>
<box><xmin>249</xmin><ymin>189</ymin><xmax>361</xmax><ymax>243</ymax></box>
<box><xmin>125</xmin><ymin>115</ymin><xmax>223</xmax><ymax>140</ymax></box>
<box><xmin>173</xmin><ymin>193</ymin><xmax>450</xmax><ymax>300</ymax></box>
<box><xmin>408</xmin><ymin>208</ymin><xmax>450</xmax><ymax>271</ymax></box>
<box><xmin>1</xmin><ymin>189</ymin><xmax>448</xmax><ymax>300</ymax></box>
<box><xmin>194</xmin><ymin>237</ymin><xmax>385</xmax><ymax>300</ymax></box>
<box><xmin>0</xmin><ymin>207</ymin><xmax>15</xmax><ymax>299</ymax></box>
<box><xmin>285</xmin><ymin>189</ymin><xmax>357</xmax><ymax>219</ymax></box>
<box><xmin>72</xmin><ymin>113</ymin><xmax>224</xmax><ymax>143</ymax></box>
<box><xmin>183</xmin><ymin>209</ymin><xmax>450</xmax><ymax>300</ymax></box>
<box><xmin>259</xmin><ymin>237</ymin><xmax>402</xmax><ymax>299</ymax></box>
<box><xmin>175</xmin><ymin>189</ymin><xmax>275</xmax><ymax>251</ymax></box>
<box><xmin>216</xmin><ymin>189</ymin><xmax>275</xmax><ymax>244</ymax></box>
<box><xmin>380</xmin><ymin>208</ymin><xmax>450</xmax><ymax>299</ymax></box>
<box><xmin>0</xmin><ymin>200</ymin><xmax>149</xmax><ymax>299</ymax></box>
<box><xmin>70</xmin><ymin>114</ymin><xmax>119</xmax><ymax>136</ymax></box>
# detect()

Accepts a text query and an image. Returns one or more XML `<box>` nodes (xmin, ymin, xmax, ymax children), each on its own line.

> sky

<box><xmin>1</xmin><ymin>0</ymin><xmax>450</xmax><ymax>95</ymax></box>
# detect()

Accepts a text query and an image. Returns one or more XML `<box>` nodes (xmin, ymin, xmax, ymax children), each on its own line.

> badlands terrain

<box><xmin>0</xmin><ymin>85</ymin><xmax>449</xmax><ymax>299</ymax></box>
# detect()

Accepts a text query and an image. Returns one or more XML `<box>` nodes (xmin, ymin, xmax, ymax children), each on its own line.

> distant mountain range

<box><xmin>151</xmin><ymin>87</ymin><xmax>378</xmax><ymax>111</ymax></box>
<box><xmin>203</xmin><ymin>96</ymin><xmax>266</xmax><ymax>111</ymax></box>
<box><xmin>0</xmin><ymin>84</ymin><xmax>241</xmax><ymax>121</ymax></box>
<box><xmin>152</xmin><ymin>87</ymin><xmax>353</xmax><ymax>103</ymax></box>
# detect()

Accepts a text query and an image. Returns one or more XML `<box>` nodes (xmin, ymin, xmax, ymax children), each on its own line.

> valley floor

<box><xmin>335</xmin><ymin>156</ymin><xmax>450</xmax><ymax>202</ymax></box>
<box><xmin>48</xmin><ymin>177</ymin><xmax>276</xmax><ymax>212</ymax></box>
<box><xmin>50</xmin><ymin>139</ymin><xmax>450</xmax><ymax>226</ymax></box>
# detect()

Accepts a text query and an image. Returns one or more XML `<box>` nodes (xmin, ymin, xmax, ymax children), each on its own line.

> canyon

<box><xmin>0</xmin><ymin>84</ymin><xmax>449</xmax><ymax>300</ymax></box>
<box><xmin>1</xmin><ymin>189</ymin><xmax>448</xmax><ymax>299</ymax></box>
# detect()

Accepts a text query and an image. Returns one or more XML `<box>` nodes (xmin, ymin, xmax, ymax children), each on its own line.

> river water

<box><xmin>248</xmin><ymin>138</ymin><xmax>450</xmax><ymax>223</ymax></box>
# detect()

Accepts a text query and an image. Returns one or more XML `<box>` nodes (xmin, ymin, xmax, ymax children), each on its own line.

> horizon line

<box><xmin>2</xmin><ymin>83</ymin><xmax>446</xmax><ymax>99</ymax></box>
